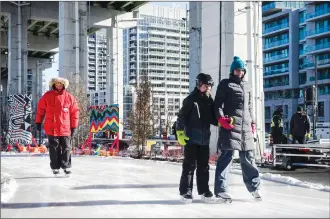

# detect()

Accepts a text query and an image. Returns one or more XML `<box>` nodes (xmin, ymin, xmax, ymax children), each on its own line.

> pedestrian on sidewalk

<box><xmin>176</xmin><ymin>73</ymin><xmax>218</xmax><ymax>203</ymax></box>
<box><xmin>35</xmin><ymin>77</ymin><xmax>79</xmax><ymax>176</ymax></box>
<box><xmin>213</xmin><ymin>56</ymin><xmax>262</xmax><ymax>201</ymax></box>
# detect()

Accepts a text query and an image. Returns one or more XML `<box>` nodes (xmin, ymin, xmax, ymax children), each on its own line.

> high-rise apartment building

<box><xmin>122</xmin><ymin>4</ymin><xmax>190</xmax><ymax>134</ymax></box>
<box><xmin>87</xmin><ymin>29</ymin><xmax>107</xmax><ymax>91</ymax></box>
<box><xmin>262</xmin><ymin>1</ymin><xmax>330</xmax><ymax>134</ymax></box>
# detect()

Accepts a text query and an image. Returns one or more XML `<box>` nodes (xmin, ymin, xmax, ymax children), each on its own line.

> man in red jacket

<box><xmin>36</xmin><ymin>77</ymin><xmax>79</xmax><ymax>176</ymax></box>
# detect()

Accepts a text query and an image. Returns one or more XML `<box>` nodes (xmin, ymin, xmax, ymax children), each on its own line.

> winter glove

<box><xmin>218</xmin><ymin>116</ymin><xmax>234</xmax><ymax>130</ymax></box>
<box><xmin>288</xmin><ymin>134</ymin><xmax>293</xmax><ymax>142</ymax></box>
<box><xmin>306</xmin><ymin>133</ymin><xmax>310</xmax><ymax>141</ymax></box>
<box><xmin>176</xmin><ymin>130</ymin><xmax>189</xmax><ymax>146</ymax></box>
<box><xmin>71</xmin><ymin>128</ymin><xmax>77</xmax><ymax>137</ymax></box>
<box><xmin>251</xmin><ymin>123</ymin><xmax>256</xmax><ymax>134</ymax></box>
<box><xmin>36</xmin><ymin>123</ymin><xmax>42</xmax><ymax>131</ymax></box>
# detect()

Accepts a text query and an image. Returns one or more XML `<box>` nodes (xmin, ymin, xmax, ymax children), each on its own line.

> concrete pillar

<box><xmin>59</xmin><ymin>2</ymin><xmax>76</xmax><ymax>79</ymax></box>
<box><xmin>106</xmin><ymin>21</ymin><xmax>115</xmax><ymax>105</ymax></box>
<box><xmin>21</xmin><ymin>7</ymin><xmax>28</xmax><ymax>94</ymax></box>
<box><xmin>79</xmin><ymin>2</ymin><xmax>88</xmax><ymax>89</ymax></box>
<box><xmin>8</xmin><ymin>6</ymin><xmax>19</xmax><ymax>94</ymax></box>
<box><xmin>7</xmin><ymin>3</ymin><xmax>28</xmax><ymax>95</ymax></box>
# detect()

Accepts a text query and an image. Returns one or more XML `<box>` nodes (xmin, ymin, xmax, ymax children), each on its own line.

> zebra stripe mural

<box><xmin>6</xmin><ymin>94</ymin><xmax>33</xmax><ymax>145</ymax></box>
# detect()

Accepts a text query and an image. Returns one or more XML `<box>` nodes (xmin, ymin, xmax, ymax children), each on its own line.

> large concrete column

<box><xmin>59</xmin><ymin>2</ymin><xmax>77</xmax><ymax>79</ymax></box>
<box><xmin>106</xmin><ymin>20</ymin><xmax>115</xmax><ymax>104</ymax></box>
<box><xmin>7</xmin><ymin>3</ymin><xmax>28</xmax><ymax>95</ymax></box>
<box><xmin>21</xmin><ymin>7</ymin><xmax>28</xmax><ymax>94</ymax></box>
<box><xmin>8</xmin><ymin>6</ymin><xmax>19</xmax><ymax>94</ymax></box>
<box><xmin>79</xmin><ymin>2</ymin><xmax>88</xmax><ymax>89</ymax></box>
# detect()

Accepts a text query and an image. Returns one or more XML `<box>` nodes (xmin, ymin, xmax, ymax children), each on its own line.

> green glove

<box><xmin>306</xmin><ymin>133</ymin><xmax>310</xmax><ymax>140</ymax></box>
<box><xmin>176</xmin><ymin>130</ymin><xmax>190</xmax><ymax>146</ymax></box>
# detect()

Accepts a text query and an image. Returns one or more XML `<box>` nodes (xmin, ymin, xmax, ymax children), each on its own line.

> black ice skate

<box><xmin>64</xmin><ymin>168</ymin><xmax>71</xmax><ymax>177</ymax></box>
<box><xmin>52</xmin><ymin>169</ymin><xmax>60</xmax><ymax>176</ymax></box>
<box><xmin>251</xmin><ymin>190</ymin><xmax>262</xmax><ymax>201</ymax></box>
<box><xmin>215</xmin><ymin>192</ymin><xmax>232</xmax><ymax>203</ymax></box>
<box><xmin>180</xmin><ymin>191</ymin><xmax>193</xmax><ymax>204</ymax></box>
<box><xmin>201</xmin><ymin>191</ymin><xmax>215</xmax><ymax>203</ymax></box>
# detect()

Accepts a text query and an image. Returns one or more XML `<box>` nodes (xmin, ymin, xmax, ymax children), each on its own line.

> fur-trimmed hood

<box><xmin>49</xmin><ymin>77</ymin><xmax>69</xmax><ymax>89</ymax></box>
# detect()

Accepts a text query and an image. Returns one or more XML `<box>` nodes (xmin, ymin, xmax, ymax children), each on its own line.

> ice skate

<box><xmin>201</xmin><ymin>191</ymin><xmax>215</xmax><ymax>203</ymax></box>
<box><xmin>180</xmin><ymin>191</ymin><xmax>193</xmax><ymax>204</ymax></box>
<box><xmin>251</xmin><ymin>190</ymin><xmax>262</xmax><ymax>201</ymax></box>
<box><xmin>52</xmin><ymin>169</ymin><xmax>60</xmax><ymax>177</ymax></box>
<box><xmin>215</xmin><ymin>192</ymin><xmax>232</xmax><ymax>203</ymax></box>
<box><xmin>63</xmin><ymin>168</ymin><xmax>71</xmax><ymax>177</ymax></box>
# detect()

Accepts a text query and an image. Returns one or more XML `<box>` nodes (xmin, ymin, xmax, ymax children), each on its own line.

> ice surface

<box><xmin>1</xmin><ymin>154</ymin><xmax>329</xmax><ymax>218</ymax></box>
<box><xmin>1</xmin><ymin>172</ymin><xmax>18</xmax><ymax>203</ymax></box>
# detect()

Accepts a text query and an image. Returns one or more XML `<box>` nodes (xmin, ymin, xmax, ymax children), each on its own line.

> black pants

<box><xmin>179</xmin><ymin>144</ymin><xmax>210</xmax><ymax>195</ymax></box>
<box><xmin>293</xmin><ymin>136</ymin><xmax>306</xmax><ymax>144</ymax></box>
<box><xmin>48</xmin><ymin>136</ymin><xmax>72</xmax><ymax>170</ymax></box>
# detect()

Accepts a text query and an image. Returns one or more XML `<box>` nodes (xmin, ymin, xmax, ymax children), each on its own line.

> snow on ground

<box><xmin>1</xmin><ymin>172</ymin><xmax>18</xmax><ymax>203</ymax></box>
<box><xmin>1</xmin><ymin>154</ymin><xmax>329</xmax><ymax>218</ymax></box>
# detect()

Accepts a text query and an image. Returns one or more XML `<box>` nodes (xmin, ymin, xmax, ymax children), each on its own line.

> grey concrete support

<box><xmin>21</xmin><ymin>7</ymin><xmax>29</xmax><ymax>94</ymax></box>
<box><xmin>79</xmin><ymin>2</ymin><xmax>88</xmax><ymax>89</ymax></box>
<box><xmin>7</xmin><ymin>3</ymin><xmax>28</xmax><ymax>95</ymax></box>
<box><xmin>58</xmin><ymin>1</ymin><xmax>77</xmax><ymax>79</ymax></box>
<box><xmin>106</xmin><ymin>22</ymin><xmax>115</xmax><ymax>104</ymax></box>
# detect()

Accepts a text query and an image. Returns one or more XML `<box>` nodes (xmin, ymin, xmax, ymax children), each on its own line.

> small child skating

<box><xmin>176</xmin><ymin>73</ymin><xmax>218</xmax><ymax>203</ymax></box>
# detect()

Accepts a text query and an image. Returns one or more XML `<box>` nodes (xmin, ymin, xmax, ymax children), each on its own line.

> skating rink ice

<box><xmin>1</xmin><ymin>154</ymin><xmax>329</xmax><ymax>218</ymax></box>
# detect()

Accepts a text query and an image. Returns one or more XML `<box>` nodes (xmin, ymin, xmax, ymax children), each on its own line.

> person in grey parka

<box><xmin>213</xmin><ymin>56</ymin><xmax>262</xmax><ymax>201</ymax></box>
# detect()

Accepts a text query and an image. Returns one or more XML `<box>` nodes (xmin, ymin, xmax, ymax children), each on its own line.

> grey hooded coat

<box><xmin>214</xmin><ymin>76</ymin><xmax>255</xmax><ymax>151</ymax></box>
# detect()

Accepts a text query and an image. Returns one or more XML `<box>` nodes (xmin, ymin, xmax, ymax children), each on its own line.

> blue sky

<box><xmin>43</xmin><ymin>2</ymin><xmax>188</xmax><ymax>82</ymax></box>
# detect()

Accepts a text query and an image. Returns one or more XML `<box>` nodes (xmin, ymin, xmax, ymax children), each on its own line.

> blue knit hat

<box><xmin>230</xmin><ymin>56</ymin><xmax>246</xmax><ymax>74</ymax></box>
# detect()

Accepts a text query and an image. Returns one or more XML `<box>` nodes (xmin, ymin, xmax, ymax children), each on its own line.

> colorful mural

<box><xmin>89</xmin><ymin>104</ymin><xmax>119</xmax><ymax>133</ymax></box>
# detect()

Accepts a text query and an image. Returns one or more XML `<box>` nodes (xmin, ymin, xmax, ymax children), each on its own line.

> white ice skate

<box><xmin>52</xmin><ymin>169</ymin><xmax>60</xmax><ymax>177</ymax></box>
<box><xmin>215</xmin><ymin>192</ymin><xmax>232</xmax><ymax>203</ymax></box>
<box><xmin>180</xmin><ymin>192</ymin><xmax>193</xmax><ymax>204</ymax></box>
<box><xmin>201</xmin><ymin>191</ymin><xmax>215</xmax><ymax>203</ymax></box>
<box><xmin>251</xmin><ymin>190</ymin><xmax>262</xmax><ymax>201</ymax></box>
<box><xmin>64</xmin><ymin>169</ymin><xmax>71</xmax><ymax>178</ymax></box>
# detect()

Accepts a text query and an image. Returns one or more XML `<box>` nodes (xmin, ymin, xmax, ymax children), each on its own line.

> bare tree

<box><xmin>128</xmin><ymin>77</ymin><xmax>153</xmax><ymax>158</ymax></box>
<box><xmin>65</xmin><ymin>73</ymin><xmax>91</xmax><ymax>147</ymax></box>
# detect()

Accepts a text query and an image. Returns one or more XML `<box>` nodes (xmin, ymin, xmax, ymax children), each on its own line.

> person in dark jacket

<box><xmin>176</xmin><ymin>73</ymin><xmax>217</xmax><ymax>203</ymax></box>
<box><xmin>271</xmin><ymin>107</ymin><xmax>286</xmax><ymax>144</ymax></box>
<box><xmin>213</xmin><ymin>56</ymin><xmax>261</xmax><ymax>201</ymax></box>
<box><xmin>289</xmin><ymin>107</ymin><xmax>311</xmax><ymax>144</ymax></box>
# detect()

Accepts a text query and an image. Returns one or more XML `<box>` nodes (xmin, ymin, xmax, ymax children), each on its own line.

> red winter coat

<box><xmin>36</xmin><ymin>89</ymin><xmax>79</xmax><ymax>137</ymax></box>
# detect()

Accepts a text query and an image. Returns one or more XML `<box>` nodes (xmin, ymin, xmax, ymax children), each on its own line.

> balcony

<box><xmin>264</xmin><ymin>67</ymin><xmax>289</xmax><ymax>77</ymax></box>
<box><xmin>262</xmin><ymin>2</ymin><xmax>284</xmax><ymax>15</ymax></box>
<box><xmin>310</xmin><ymin>72</ymin><xmax>330</xmax><ymax>81</ymax></box>
<box><xmin>263</xmin><ymin>38</ymin><xmax>289</xmax><ymax>50</ymax></box>
<box><xmin>263</xmin><ymin>23</ymin><xmax>289</xmax><ymax>36</ymax></box>
<box><xmin>306</xmin><ymin>26</ymin><xmax>330</xmax><ymax>38</ymax></box>
<box><xmin>263</xmin><ymin>53</ymin><xmax>289</xmax><ymax>63</ymax></box>
<box><xmin>305</xmin><ymin>42</ymin><xmax>330</xmax><ymax>54</ymax></box>
<box><xmin>305</xmin><ymin>7</ymin><xmax>330</xmax><ymax>22</ymax></box>
<box><xmin>304</xmin><ymin>59</ymin><xmax>330</xmax><ymax>70</ymax></box>
<box><xmin>264</xmin><ymin>80</ymin><xmax>289</xmax><ymax>89</ymax></box>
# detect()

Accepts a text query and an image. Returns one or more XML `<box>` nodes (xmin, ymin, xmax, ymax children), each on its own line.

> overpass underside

<box><xmin>0</xmin><ymin>1</ymin><xmax>146</xmax><ymax>109</ymax></box>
